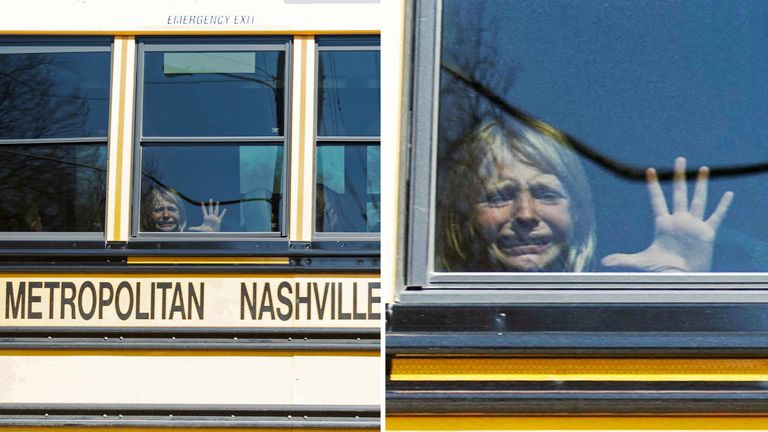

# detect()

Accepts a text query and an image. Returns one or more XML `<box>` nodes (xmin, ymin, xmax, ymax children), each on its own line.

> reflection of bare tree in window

<box><xmin>141</xmin><ymin>51</ymin><xmax>285</xmax><ymax>230</ymax></box>
<box><xmin>0</xmin><ymin>53</ymin><xmax>106</xmax><ymax>232</ymax></box>
<box><xmin>0</xmin><ymin>54</ymin><xmax>91</xmax><ymax>138</ymax></box>
<box><xmin>438</xmin><ymin>3</ymin><xmax>517</xmax><ymax>160</ymax></box>
<box><xmin>440</xmin><ymin>7</ymin><xmax>768</xmax><ymax>181</ymax></box>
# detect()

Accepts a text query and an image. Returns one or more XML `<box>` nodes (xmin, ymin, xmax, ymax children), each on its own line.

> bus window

<box><xmin>408</xmin><ymin>0</ymin><xmax>768</xmax><ymax>283</ymax></box>
<box><xmin>315</xmin><ymin>36</ymin><xmax>380</xmax><ymax>235</ymax></box>
<box><xmin>134</xmin><ymin>37</ymin><xmax>287</xmax><ymax>235</ymax></box>
<box><xmin>0</xmin><ymin>38</ymin><xmax>111</xmax><ymax>234</ymax></box>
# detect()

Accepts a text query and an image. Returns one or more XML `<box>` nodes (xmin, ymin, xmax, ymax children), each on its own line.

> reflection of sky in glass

<box><xmin>441</xmin><ymin>0</ymin><xmax>768</xmax><ymax>271</ymax></box>
<box><xmin>318</xmin><ymin>50</ymin><xmax>381</xmax><ymax>137</ymax></box>
<box><xmin>142</xmin><ymin>51</ymin><xmax>284</xmax><ymax>137</ymax></box>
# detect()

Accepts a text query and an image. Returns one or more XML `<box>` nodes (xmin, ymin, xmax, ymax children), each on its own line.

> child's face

<box><xmin>150</xmin><ymin>195</ymin><xmax>181</xmax><ymax>232</ymax></box>
<box><xmin>473</xmin><ymin>149</ymin><xmax>573</xmax><ymax>271</ymax></box>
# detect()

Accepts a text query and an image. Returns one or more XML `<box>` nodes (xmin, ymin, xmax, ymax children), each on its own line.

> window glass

<box><xmin>0</xmin><ymin>40</ymin><xmax>110</xmax><ymax>234</ymax></box>
<box><xmin>140</xmin><ymin>145</ymin><xmax>282</xmax><ymax>233</ymax></box>
<box><xmin>317</xmin><ymin>144</ymin><xmax>380</xmax><ymax>232</ymax></box>
<box><xmin>315</xmin><ymin>40</ymin><xmax>380</xmax><ymax>235</ymax></box>
<box><xmin>0</xmin><ymin>144</ymin><xmax>107</xmax><ymax>232</ymax></box>
<box><xmin>0</xmin><ymin>51</ymin><xmax>110</xmax><ymax>139</ymax></box>
<box><xmin>435</xmin><ymin>0</ymin><xmax>768</xmax><ymax>273</ymax></box>
<box><xmin>136</xmin><ymin>38</ymin><xmax>287</xmax><ymax>236</ymax></box>
<box><xmin>142</xmin><ymin>51</ymin><xmax>284</xmax><ymax>137</ymax></box>
<box><xmin>317</xmin><ymin>50</ymin><xmax>380</xmax><ymax>137</ymax></box>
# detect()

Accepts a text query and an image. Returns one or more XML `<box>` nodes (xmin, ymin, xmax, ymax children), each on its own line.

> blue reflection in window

<box><xmin>317</xmin><ymin>50</ymin><xmax>380</xmax><ymax>137</ymax></box>
<box><xmin>141</xmin><ymin>145</ymin><xmax>283</xmax><ymax>233</ymax></box>
<box><xmin>438</xmin><ymin>0</ymin><xmax>768</xmax><ymax>272</ymax></box>
<box><xmin>316</xmin><ymin>144</ymin><xmax>380</xmax><ymax>233</ymax></box>
<box><xmin>0</xmin><ymin>144</ymin><xmax>107</xmax><ymax>231</ymax></box>
<box><xmin>142</xmin><ymin>51</ymin><xmax>285</xmax><ymax>137</ymax></box>
<box><xmin>0</xmin><ymin>52</ymin><xmax>111</xmax><ymax>139</ymax></box>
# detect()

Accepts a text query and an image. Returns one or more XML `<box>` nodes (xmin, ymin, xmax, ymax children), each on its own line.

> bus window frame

<box><xmin>402</xmin><ymin>0</ymin><xmax>768</xmax><ymax>298</ymax></box>
<box><xmin>0</xmin><ymin>36</ymin><xmax>112</xmax><ymax>241</ymax></box>
<box><xmin>131</xmin><ymin>36</ymin><xmax>291</xmax><ymax>241</ymax></box>
<box><xmin>312</xmin><ymin>36</ymin><xmax>381</xmax><ymax>242</ymax></box>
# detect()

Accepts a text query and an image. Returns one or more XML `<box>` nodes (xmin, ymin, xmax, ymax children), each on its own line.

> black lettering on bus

<box><xmin>27</xmin><ymin>281</ymin><xmax>42</xmax><ymax>319</ymax></box>
<box><xmin>150</xmin><ymin>282</ymin><xmax>157</xmax><ymax>319</ymax></box>
<box><xmin>368</xmin><ymin>282</ymin><xmax>381</xmax><ymax>320</ymax></box>
<box><xmin>156</xmin><ymin>282</ymin><xmax>172</xmax><ymax>319</ymax></box>
<box><xmin>277</xmin><ymin>281</ymin><xmax>293</xmax><ymax>321</ymax></box>
<box><xmin>295</xmin><ymin>281</ymin><xmax>311</xmax><ymax>320</ymax></box>
<box><xmin>313</xmin><ymin>282</ymin><xmax>331</xmax><ymax>320</ymax></box>
<box><xmin>134</xmin><ymin>282</ymin><xmax>149</xmax><ymax>320</ymax></box>
<box><xmin>6</xmin><ymin>281</ymin><xmax>25</xmax><ymax>319</ymax></box>
<box><xmin>45</xmin><ymin>281</ymin><xmax>59</xmax><ymax>319</ymax></box>
<box><xmin>241</xmin><ymin>282</ymin><xmax>257</xmax><ymax>320</ymax></box>
<box><xmin>188</xmin><ymin>282</ymin><xmax>204</xmax><ymax>320</ymax></box>
<box><xmin>98</xmin><ymin>282</ymin><xmax>114</xmax><ymax>319</ymax></box>
<box><xmin>169</xmin><ymin>282</ymin><xmax>186</xmax><ymax>320</ymax></box>
<box><xmin>78</xmin><ymin>281</ymin><xmax>97</xmax><ymax>320</ymax></box>
<box><xmin>115</xmin><ymin>281</ymin><xmax>134</xmax><ymax>321</ymax></box>
<box><xmin>352</xmin><ymin>282</ymin><xmax>366</xmax><ymax>320</ymax></box>
<box><xmin>258</xmin><ymin>282</ymin><xmax>275</xmax><ymax>320</ymax></box>
<box><xmin>338</xmin><ymin>282</ymin><xmax>351</xmax><ymax>320</ymax></box>
<box><xmin>331</xmin><ymin>282</ymin><xmax>336</xmax><ymax>319</ymax></box>
<box><xmin>60</xmin><ymin>282</ymin><xmax>76</xmax><ymax>319</ymax></box>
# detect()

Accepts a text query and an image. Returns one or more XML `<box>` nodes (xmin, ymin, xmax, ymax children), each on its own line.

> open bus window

<box><xmin>0</xmin><ymin>38</ymin><xmax>110</xmax><ymax>234</ymax></box>
<box><xmin>134</xmin><ymin>38</ymin><xmax>287</xmax><ymax>235</ymax></box>
<box><xmin>315</xmin><ymin>37</ymin><xmax>380</xmax><ymax>235</ymax></box>
<box><xmin>416</xmin><ymin>0</ymin><xmax>768</xmax><ymax>275</ymax></box>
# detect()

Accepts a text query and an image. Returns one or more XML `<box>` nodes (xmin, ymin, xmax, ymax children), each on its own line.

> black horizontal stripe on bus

<box><xmin>0</xmin><ymin>240</ymin><xmax>380</xmax><ymax>270</ymax></box>
<box><xmin>0</xmin><ymin>338</ymin><xmax>379</xmax><ymax>351</ymax></box>
<box><xmin>388</xmin><ymin>303</ymin><xmax>768</xmax><ymax>333</ymax></box>
<box><xmin>1</xmin><ymin>326</ymin><xmax>379</xmax><ymax>335</ymax></box>
<box><xmin>387</xmin><ymin>382</ymin><xmax>768</xmax><ymax>414</ymax></box>
<box><xmin>386</xmin><ymin>332</ymin><xmax>768</xmax><ymax>356</ymax></box>
<box><xmin>0</xmin><ymin>240</ymin><xmax>380</xmax><ymax>255</ymax></box>
<box><xmin>387</xmin><ymin>304</ymin><xmax>768</xmax><ymax>355</ymax></box>
<box><xmin>0</xmin><ymin>262</ymin><xmax>379</xmax><ymax>273</ymax></box>
<box><xmin>387</xmin><ymin>380</ymin><xmax>768</xmax><ymax>391</ymax></box>
<box><xmin>0</xmin><ymin>403</ymin><xmax>379</xmax><ymax>429</ymax></box>
<box><xmin>0</xmin><ymin>327</ymin><xmax>379</xmax><ymax>351</ymax></box>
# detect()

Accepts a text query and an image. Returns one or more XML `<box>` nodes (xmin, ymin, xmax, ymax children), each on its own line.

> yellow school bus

<box><xmin>0</xmin><ymin>1</ymin><xmax>381</xmax><ymax>429</ymax></box>
<box><xmin>384</xmin><ymin>0</ymin><xmax>768</xmax><ymax>430</ymax></box>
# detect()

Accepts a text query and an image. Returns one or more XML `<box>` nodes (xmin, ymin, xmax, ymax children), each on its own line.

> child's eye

<box><xmin>534</xmin><ymin>188</ymin><xmax>566</xmax><ymax>202</ymax></box>
<box><xmin>481</xmin><ymin>187</ymin><xmax>516</xmax><ymax>206</ymax></box>
<box><xmin>486</xmin><ymin>193</ymin><xmax>506</xmax><ymax>205</ymax></box>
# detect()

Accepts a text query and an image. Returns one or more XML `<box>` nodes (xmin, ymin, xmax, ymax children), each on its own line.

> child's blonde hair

<box><xmin>436</xmin><ymin>118</ymin><xmax>596</xmax><ymax>272</ymax></box>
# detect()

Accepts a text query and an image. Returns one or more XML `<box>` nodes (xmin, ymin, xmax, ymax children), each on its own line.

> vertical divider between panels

<box><xmin>106</xmin><ymin>35</ymin><xmax>137</xmax><ymax>242</ymax></box>
<box><xmin>289</xmin><ymin>35</ymin><xmax>317</xmax><ymax>242</ymax></box>
<box><xmin>384</xmin><ymin>2</ymin><xmax>410</xmax><ymax>302</ymax></box>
